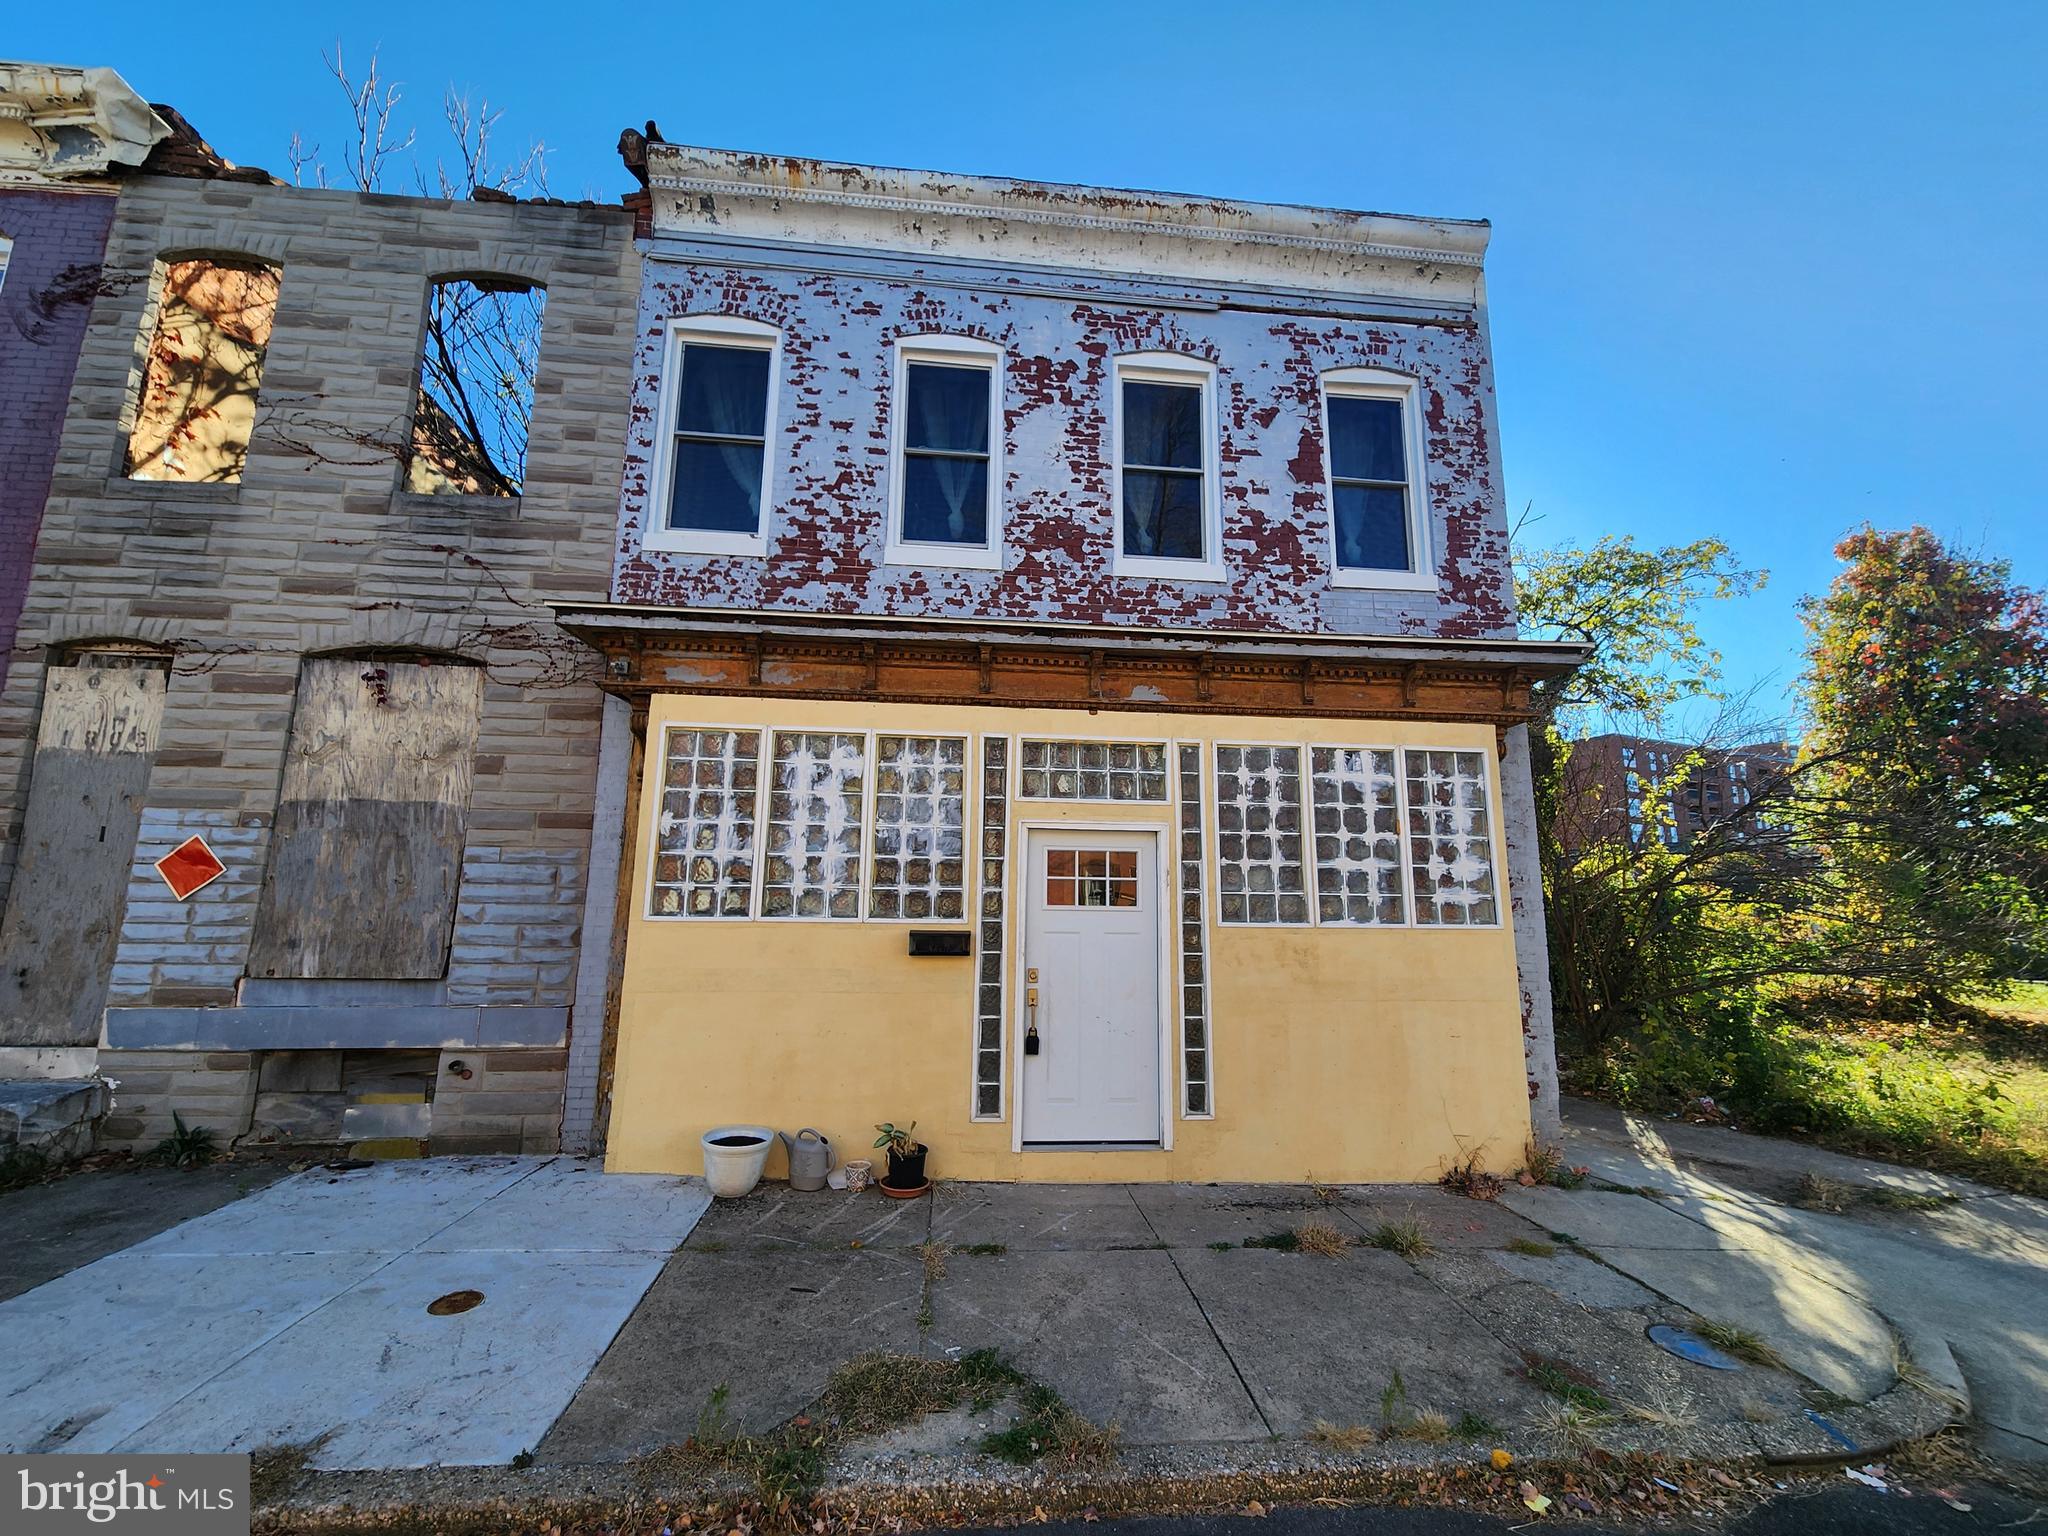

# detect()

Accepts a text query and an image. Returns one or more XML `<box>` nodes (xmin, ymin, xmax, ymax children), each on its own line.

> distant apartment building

<box><xmin>1560</xmin><ymin>733</ymin><xmax>1796</xmax><ymax>853</ymax></box>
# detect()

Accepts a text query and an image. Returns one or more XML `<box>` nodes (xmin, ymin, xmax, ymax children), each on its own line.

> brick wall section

<box><xmin>0</xmin><ymin>187</ymin><xmax>119</xmax><ymax>693</ymax></box>
<box><xmin>0</xmin><ymin>177</ymin><xmax>640</xmax><ymax>1148</ymax></box>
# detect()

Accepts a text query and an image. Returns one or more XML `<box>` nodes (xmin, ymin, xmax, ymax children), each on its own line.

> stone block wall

<box><xmin>0</xmin><ymin>175</ymin><xmax>640</xmax><ymax>1151</ymax></box>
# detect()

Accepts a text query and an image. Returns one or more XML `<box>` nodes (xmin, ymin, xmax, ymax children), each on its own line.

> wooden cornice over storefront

<box><xmin>550</xmin><ymin>603</ymin><xmax>1588</xmax><ymax>727</ymax></box>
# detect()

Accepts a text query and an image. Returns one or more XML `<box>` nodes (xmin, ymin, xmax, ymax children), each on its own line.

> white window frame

<box><xmin>643</xmin><ymin>314</ymin><xmax>781</xmax><ymax>557</ymax></box>
<box><xmin>884</xmin><ymin>334</ymin><xmax>1004</xmax><ymax>571</ymax></box>
<box><xmin>1111</xmin><ymin>352</ymin><xmax>1225</xmax><ymax>583</ymax></box>
<box><xmin>1319</xmin><ymin>366</ymin><xmax>1435</xmax><ymax>591</ymax></box>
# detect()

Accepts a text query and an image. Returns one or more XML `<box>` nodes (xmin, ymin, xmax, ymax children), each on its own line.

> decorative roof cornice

<box><xmin>642</xmin><ymin>145</ymin><xmax>1491</xmax><ymax>277</ymax></box>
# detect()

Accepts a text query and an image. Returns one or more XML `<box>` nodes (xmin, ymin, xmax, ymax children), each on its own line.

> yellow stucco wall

<box><xmin>604</xmin><ymin>696</ymin><xmax>1533</xmax><ymax>1184</ymax></box>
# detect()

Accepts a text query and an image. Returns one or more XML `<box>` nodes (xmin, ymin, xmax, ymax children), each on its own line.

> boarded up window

<box><xmin>248</xmin><ymin>659</ymin><xmax>485</xmax><ymax>979</ymax></box>
<box><xmin>0</xmin><ymin>654</ymin><xmax>168</xmax><ymax>1047</ymax></box>
<box><xmin>125</xmin><ymin>257</ymin><xmax>279</xmax><ymax>484</ymax></box>
<box><xmin>406</xmin><ymin>277</ymin><xmax>545</xmax><ymax>496</ymax></box>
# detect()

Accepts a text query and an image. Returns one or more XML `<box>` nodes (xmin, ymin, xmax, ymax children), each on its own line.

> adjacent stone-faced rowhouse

<box><xmin>560</xmin><ymin>145</ymin><xmax>1584</xmax><ymax>1183</ymax></box>
<box><xmin>0</xmin><ymin>122</ymin><xmax>640</xmax><ymax>1153</ymax></box>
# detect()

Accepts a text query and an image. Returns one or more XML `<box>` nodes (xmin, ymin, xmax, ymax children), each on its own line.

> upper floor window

<box><xmin>407</xmin><ymin>276</ymin><xmax>546</xmax><ymax>498</ymax></box>
<box><xmin>1320</xmin><ymin>368</ymin><xmax>1433</xmax><ymax>590</ymax></box>
<box><xmin>886</xmin><ymin>336</ymin><xmax>1002</xmax><ymax>570</ymax></box>
<box><xmin>646</xmin><ymin>315</ymin><xmax>779</xmax><ymax>556</ymax></box>
<box><xmin>125</xmin><ymin>256</ymin><xmax>280</xmax><ymax>485</ymax></box>
<box><xmin>1112</xmin><ymin>353</ymin><xmax>1223</xmax><ymax>581</ymax></box>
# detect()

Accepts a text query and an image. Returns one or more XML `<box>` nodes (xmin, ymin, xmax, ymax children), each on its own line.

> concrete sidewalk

<box><xmin>1557</xmin><ymin>1096</ymin><xmax>2048</xmax><ymax>1464</ymax></box>
<box><xmin>536</xmin><ymin>1174</ymin><xmax>1926</xmax><ymax>1468</ymax></box>
<box><xmin>0</xmin><ymin>1156</ymin><xmax>709</xmax><ymax>1468</ymax></box>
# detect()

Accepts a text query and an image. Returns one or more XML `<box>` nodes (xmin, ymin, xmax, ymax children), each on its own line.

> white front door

<box><xmin>1020</xmin><ymin>830</ymin><xmax>1163</xmax><ymax>1145</ymax></box>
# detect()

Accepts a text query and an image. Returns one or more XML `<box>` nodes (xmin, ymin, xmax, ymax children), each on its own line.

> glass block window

<box><xmin>972</xmin><ymin>736</ymin><xmax>1010</xmax><ymax>1119</ymax></box>
<box><xmin>651</xmin><ymin>728</ymin><xmax>761</xmax><ymax>917</ymax></box>
<box><xmin>869</xmin><ymin>734</ymin><xmax>968</xmax><ymax>920</ymax></box>
<box><xmin>1403</xmin><ymin>749</ymin><xmax>1500</xmax><ymax>925</ymax></box>
<box><xmin>1309</xmin><ymin>747</ymin><xmax>1407</xmax><ymax>925</ymax></box>
<box><xmin>1017</xmin><ymin>739</ymin><xmax>1168</xmax><ymax>802</ymax></box>
<box><xmin>1213</xmin><ymin>744</ymin><xmax>1308</xmax><ymax>924</ymax></box>
<box><xmin>761</xmin><ymin>732</ymin><xmax>866</xmax><ymax>919</ymax></box>
<box><xmin>1176</xmin><ymin>742</ymin><xmax>1212</xmax><ymax>1116</ymax></box>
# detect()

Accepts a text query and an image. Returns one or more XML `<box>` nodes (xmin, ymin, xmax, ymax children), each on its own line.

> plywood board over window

<box><xmin>0</xmin><ymin>654</ymin><xmax>168</xmax><ymax>1047</ymax></box>
<box><xmin>248</xmin><ymin>658</ymin><xmax>485</xmax><ymax>979</ymax></box>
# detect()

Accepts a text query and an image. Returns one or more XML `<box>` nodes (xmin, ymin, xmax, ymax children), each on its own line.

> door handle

<box><xmin>1025</xmin><ymin>985</ymin><xmax>1041</xmax><ymax>1055</ymax></box>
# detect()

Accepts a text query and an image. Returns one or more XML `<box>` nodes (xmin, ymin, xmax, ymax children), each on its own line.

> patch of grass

<box><xmin>1367</xmin><ymin>1219</ymin><xmax>1433</xmax><ymax>1258</ymax></box>
<box><xmin>1106</xmin><ymin>1241</ymin><xmax>1167</xmax><ymax>1250</ymax></box>
<box><xmin>1402</xmin><ymin>1409</ymin><xmax>1451</xmax><ymax>1442</ymax></box>
<box><xmin>150</xmin><ymin>1112</ymin><xmax>217</xmax><ymax>1169</ymax></box>
<box><xmin>1453</xmin><ymin>1411</ymin><xmax>1496</xmax><ymax>1439</ymax></box>
<box><xmin>694</xmin><ymin>1238</ymin><xmax>728</xmax><ymax>1253</ymax></box>
<box><xmin>1695</xmin><ymin>1321</ymin><xmax>1784</xmax><ymax>1370</ymax></box>
<box><xmin>1860</xmin><ymin>1186</ymin><xmax>1955</xmax><ymax>1212</ymax></box>
<box><xmin>979</xmin><ymin>1381</ymin><xmax>1118</xmax><ymax>1468</ymax></box>
<box><xmin>956</xmin><ymin>1242</ymin><xmax>1007</xmax><ymax>1255</ymax></box>
<box><xmin>1518</xmin><ymin>1140</ymin><xmax>1564</xmax><ymax>1186</ymax></box>
<box><xmin>1309</xmin><ymin>1420</ymin><xmax>1377</xmax><ymax>1450</ymax></box>
<box><xmin>1439</xmin><ymin>1154</ymin><xmax>1505</xmax><ymax>1201</ymax></box>
<box><xmin>1572</xmin><ymin>985</ymin><xmax>2048</xmax><ymax>1197</ymax></box>
<box><xmin>1548</xmin><ymin>1164</ymin><xmax>1590</xmax><ymax>1190</ymax></box>
<box><xmin>1547</xmin><ymin>1230</ymin><xmax>1579</xmax><ymax>1245</ymax></box>
<box><xmin>814</xmin><ymin>1352</ymin><xmax>961</xmax><ymax>1435</ymax></box>
<box><xmin>1525</xmin><ymin>1398</ymin><xmax>1614</xmax><ymax>1453</ymax></box>
<box><xmin>1521</xmin><ymin>1354</ymin><xmax>1613</xmax><ymax>1413</ymax></box>
<box><xmin>1207</xmin><ymin>1240</ymin><xmax>1236</xmax><ymax>1251</ymax></box>
<box><xmin>1294</xmin><ymin>1219</ymin><xmax>1352</xmax><ymax>1256</ymax></box>
<box><xmin>1378</xmin><ymin>1371</ymin><xmax>1410</xmax><ymax>1432</ymax></box>
<box><xmin>1243</xmin><ymin>1230</ymin><xmax>1300</xmax><ymax>1252</ymax></box>
<box><xmin>917</xmin><ymin>1240</ymin><xmax>948</xmax><ymax>1283</ymax></box>
<box><xmin>1311</xmin><ymin>1182</ymin><xmax>1342</xmax><ymax>1205</ymax></box>
<box><xmin>1505</xmin><ymin>1237</ymin><xmax>1558</xmax><ymax>1258</ymax></box>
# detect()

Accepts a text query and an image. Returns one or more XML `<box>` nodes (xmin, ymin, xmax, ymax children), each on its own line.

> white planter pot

<box><xmin>700</xmin><ymin>1125</ymin><xmax>775</xmax><ymax>1198</ymax></box>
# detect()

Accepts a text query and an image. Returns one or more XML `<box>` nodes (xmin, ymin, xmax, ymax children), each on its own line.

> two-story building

<box><xmin>558</xmin><ymin>144</ymin><xmax>1584</xmax><ymax>1183</ymax></box>
<box><xmin>0</xmin><ymin>81</ymin><xmax>641</xmax><ymax>1157</ymax></box>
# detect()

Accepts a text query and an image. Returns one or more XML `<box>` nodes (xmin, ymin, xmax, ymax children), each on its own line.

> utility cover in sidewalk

<box><xmin>155</xmin><ymin>834</ymin><xmax>226</xmax><ymax>899</ymax></box>
<box><xmin>1647</xmin><ymin>1323</ymin><xmax>1742</xmax><ymax>1370</ymax></box>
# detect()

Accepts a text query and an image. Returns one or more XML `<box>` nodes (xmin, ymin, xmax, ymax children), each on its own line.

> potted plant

<box><xmin>873</xmin><ymin>1121</ymin><xmax>929</xmax><ymax>1195</ymax></box>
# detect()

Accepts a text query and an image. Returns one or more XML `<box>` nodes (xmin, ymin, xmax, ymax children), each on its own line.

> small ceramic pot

<box><xmin>843</xmin><ymin>1159</ymin><xmax>873</xmax><ymax>1192</ymax></box>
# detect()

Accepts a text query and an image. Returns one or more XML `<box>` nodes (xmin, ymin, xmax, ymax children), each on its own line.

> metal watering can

<box><xmin>780</xmin><ymin>1128</ymin><xmax>832</xmax><ymax>1192</ymax></box>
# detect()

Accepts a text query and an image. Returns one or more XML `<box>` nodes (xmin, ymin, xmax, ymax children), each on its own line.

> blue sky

<box><xmin>19</xmin><ymin>3</ymin><xmax>2044</xmax><ymax>727</ymax></box>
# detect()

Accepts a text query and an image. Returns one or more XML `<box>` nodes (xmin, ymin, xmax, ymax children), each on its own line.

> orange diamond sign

<box><xmin>155</xmin><ymin>835</ymin><xmax>227</xmax><ymax>900</ymax></box>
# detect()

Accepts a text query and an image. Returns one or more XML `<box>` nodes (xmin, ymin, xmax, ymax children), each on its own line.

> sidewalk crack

<box><xmin>1126</xmin><ymin>1187</ymin><xmax>1273</xmax><ymax>1437</ymax></box>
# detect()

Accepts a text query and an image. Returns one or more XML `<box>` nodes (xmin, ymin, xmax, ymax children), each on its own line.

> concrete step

<box><xmin>0</xmin><ymin>1078</ymin><xmax>111</xmax><ymax>1163</ymax></box>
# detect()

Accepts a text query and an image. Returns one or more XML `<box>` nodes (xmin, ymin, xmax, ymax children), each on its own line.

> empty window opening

<box><xmin>125</xmin><ymin>256</ymin><xmax>280</xmax><ymax>484</ymax></box>
<box><xmin>408</xmin><ymin>277</ymin><xmax>546</xmax><ymax>497</ymax></box>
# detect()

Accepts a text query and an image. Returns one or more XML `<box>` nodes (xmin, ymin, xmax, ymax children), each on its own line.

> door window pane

<box><xmin>1045</xmin><ymin>847</ymin><xmax>1139</xmax><ymax>908</ymax></box>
